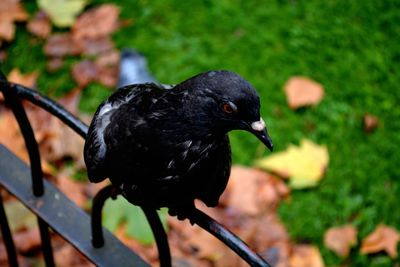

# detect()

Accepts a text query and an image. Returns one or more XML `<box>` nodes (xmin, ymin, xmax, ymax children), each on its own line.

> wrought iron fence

<box><xmin>0</xmin><ymin>71</ymin><xmax>272</xmax><ymax>267</ymax></box>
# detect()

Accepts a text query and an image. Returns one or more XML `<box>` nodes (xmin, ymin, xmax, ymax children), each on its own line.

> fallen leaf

<box><xmin>95</xmin><ymin>49</ymin><xmax>120</xmax><ymax>67</ymax></box>
<box><xmin>7</xmin><ymin>68</ymin><xmax>39</xmax><ymax>88</ymax></box>
<box><xmin>78</xmin><ymin>36</ymin><xmax>114</xmax><ymax>56</ymax></box>
<box><xmin>284</xmin><ymin>76</ymin><xmax>324</xmax><ymax>109</ymax></box>
<box><xmin>363</xmin><ymin>114</ymin><xmax>379</xmax><ymax>133</ymax></box>
<box><xmin>14</xmin><ymin>228</ymin><xmax>41</xmax><ymax>253</ymax></box>
<box><xmin>360</xmin><ymin>224</ymin><xmax>400</xmax><ymax>258</ymax></box>
<box><xmin>96</xmin><ymin>64</ymin><xmax>118</xmax><ymax>88</ymax></box>
<box><xmin>46</xmin><ymin>57</ymin><xmax>64</xmax><ymax>72</ymax></box>
<box><xmin>0</xmin><ymin>50</ymin><xmax>7</xmax><ymax>62</ymax></box>
<box><xmin>71</xmin><ymin>60</ymin><xmax>98</xmax><ymax>88</ymax></box>
<box><xmin>324</xmin><ymin>225</ymin><xmax>357</xmax><ymax>257</ymax></box>
<box><xmin>0</xmin><ymin>0</ymin><xmax>29</xmax><ymax>42</ymax></box>
<box><xmin>38</xmin><ymin>0</ymin><xmax>87</xmax><ymax>27</ymax></box>
<box><xmin>44</xmin><ymin>33</ymin><xmax>82</xmax><ymax>57</ymax></box>
<box><xmin>57</xmin><ymin>175</ymin><xmax>87</xmax><ymax>207</ymax></box>
<box><xmin>255</xmin><ymin>139</ymin><xmax>329</xmax><ymax>189</ymax></box>
<box><xmin>27</xmin><ymin>11</ymin><xmax>52</xmax><ymax>39</ymax></box>
<box><xmin>289</xmin><ymin>245</ymin><xmax>324</xmax><ymax>267</ymax></box>
<box><xmin>0</xmin><ymin>108</ymin><xmax>56</xmax><ymax>174</ymax></box>
<box><xmin>72</xmin><ymin>4</ymin><xmax>120</xmax><ymax>40</ymax></box>
<box><xmin>221</xmin><ymin>166</ymin><xmax>289</xmax><ymax>215</ymax></box>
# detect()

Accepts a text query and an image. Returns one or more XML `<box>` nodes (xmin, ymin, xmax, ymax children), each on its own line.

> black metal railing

<box><xmin>0</xmin><ymin>71</ymin><xmax>272</xmax><ymax>267</ymax></box>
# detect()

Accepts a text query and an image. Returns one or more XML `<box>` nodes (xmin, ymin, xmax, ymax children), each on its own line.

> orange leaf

<box><xmin>363</xmin><ymin>114</ymin><xmax>379</xmax><ymax>133</ymax></box>
<box><xmin>27</xmin><ymin>11</ymin><xmax>52</xmax><ymax>39</ymax></box>
<box><xmin>324</xmin><ymin>225</ymin><xmax>357</xmax><ymax>257</ymax></box>
<box><xmin>289</xmin><ymin>245</ymin><xmax>325</xmax><ymax>267</ymax></box>
<box><xmin>7</xmin><ymin>68</ymin><xmax>39</xmax><ymax>88</ymax></box>
<box><xmin>222</xmin><ymin>166</ymin><xmax>289</xmax><ymax>216</ymax></box>
<box><xmin>72</xmin><ymin>4</ymin><xmax>120</xmax><ymax>40</ymax></box>
<box><xmin>0</xmin><ymin>0</ymin><xmax>29</xmax><ymax>42</ymax></box>
<box><xmin>360</xmin><ymin>224</ymin><xmax>400</xmax><ymax>258</ymax></box>
<box><xmin>284</xmin><ymin>76</ymin><xmax>324</xmax><ymax>109</ymax></box>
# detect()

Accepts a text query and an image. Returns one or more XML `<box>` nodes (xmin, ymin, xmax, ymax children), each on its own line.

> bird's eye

<box><xmin>222</xmin><ymin>102</ymin><xmax>237</xmax><ymax>114</ymax></box>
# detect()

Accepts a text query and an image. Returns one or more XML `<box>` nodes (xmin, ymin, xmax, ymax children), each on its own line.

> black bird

<box><xmin>84</xmin><ymin>70</ymin><xmax>273</xmax><ymax>217</ymax></box>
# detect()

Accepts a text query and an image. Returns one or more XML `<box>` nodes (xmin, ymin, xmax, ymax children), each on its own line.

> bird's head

<box><xmin>176</xmin><ymin>70</ymin><xmax>273</xmax><ymax>151</ymax></box>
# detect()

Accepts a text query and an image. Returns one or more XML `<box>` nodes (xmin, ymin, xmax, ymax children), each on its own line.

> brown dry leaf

<box><xmin>23</xmin><ymin>96</ymin><xmax>85</xmax><ymax>166</ymax></box>
<box><xmin>96</xmin><ymin>64</ymin><xmax>118</xmax><ymax>88</ymax></box>
<box><xmin>13</xmin><ymin>228</ymin><xmax>41</xmax><ymax>254</ymax></box>
<box><xmin>54</xmin><ymin>243</ymin><xmax>94</xmax><ymax>267</ymax></box>
<box><xmin>57</xmin><ymin>175</ymin><xmax>87</xmax><ymax>207</ymax></box>
<box><xmin>360</xmin><ymin>224</ymin><xmax>400</xmax><ymax>258</ymax></box>
<box><xmin>0</xmin><ymin>109</ymin><xmax>28</xmax><ymax>161</ymax></box>
<box><xmin>169</xmin><ymin>217</ymin><xmax>245</xmax><ymax>267</ymax></box>
<box><xmin>222</xmin><ymin>166</ymin><xmax>289</xmax><ymax>215</ymax></box>
<box><xmin>46</xmin><ymin>57</ymin><xmax>64</xmax><ymax>72</ymax></box>
<box><xmin>72</xmin><ymin>4</ymin><xmax>120</xmax><ymax>40</ymax></box>
<box><xmin>7</xmin><ymin>68</ymin><xmax>39</xmax><ymax>88</ymax></box>
<box><xmin>95</xmin><ymin>49</ymin><xmax>120</xmax><ymax>67</ymax></box>
<box><xmin>57</xmin><ymin>88</ymin><xmax>81</xmax><ymax>114</ymax></box>
<box><xmin>284</xmin><ymin>76</ymin><xmax>324</xmax><ymax>109</ymax></box>
<box><xmin>79</xmin><ymin>36</ymin><xmax>114</xmax><ymax>56</ymax></box>
<box><xmin>363</xmin><ymin>114</ymin><xmax>379</xmax><ymax>133</ymax></box>
<box><xmin>0</xmin><ymin>0</ymin><xmax>29</xmax><ymax>42</ymax></box>
<box><xmin>27</xmin><ymin>11</ymin><xmax>52</xmax><ymax>39</ymax></box>
<box><xmin>44</xmin><ymin>33</ymin><xmax>82</xmax><ymax>57</ymax></box>
<box><xmin>71</xmin><ymin>60</ymin><xmax>98</xmax><ymax>88</ymax></box>
<box><xmin>289</xmin><ymin>245</ymin><xmax>325</xmax><ymax>267</ymax></box>
<box><xmin>324</xmin><ymin>225</ymin><xmax>357</xmax><ymax>258</ymax></box>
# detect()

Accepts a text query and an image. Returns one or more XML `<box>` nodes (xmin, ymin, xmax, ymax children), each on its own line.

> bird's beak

<box><xmin>248</xmin><ymin>118</ymin><xmax>273</xmax><ymax>151</ymax></box>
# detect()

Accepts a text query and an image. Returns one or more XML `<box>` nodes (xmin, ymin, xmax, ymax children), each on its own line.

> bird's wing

<box><xmin>84</xmin><ymin>84</ymin><xmax>163</xmax><ymax>183</ymax></box>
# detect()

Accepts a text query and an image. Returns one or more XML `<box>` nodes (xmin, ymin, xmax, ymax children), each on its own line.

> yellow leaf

<box><xmin>38</xmin><ymin>0</ymin><xmax>87</xmax><ymax>27</ymax></box>
<box><xmin>255</xmin><ymin>139</ymin><xmax>329</xmax><ymax>189</ymax></box>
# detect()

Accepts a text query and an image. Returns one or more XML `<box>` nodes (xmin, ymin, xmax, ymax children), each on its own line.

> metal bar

<box><xmin>0</xmin><ymin>81</ymin><xmax>88</xmax><ymax>138</ymax></box>
<box><xmin>189</xmin><ymin>208</ymin><xmax>272</xmax><ymax>267</ymax></box>
<box><xmin>142</xmin><ymin>207</ymin><xmax>171</xmax><ymax>267</ymax></box>
<box><xmin>0</xmin><ymin>145</ymin><xmax>150</xmax><ymax>267</ymax></box>
<box><xmin>38</xmin><ymin>218</ymin><xmax>55</xmax><ymax>267</ymax></box>
<box><xmin>0</xmin><ymin>192</ymin><xmax>19</xmax><ymax>267</ymax></box>
<box><xmin>91</xmin><ymin>185</ymin><xmax>115</xmax><ymax>248</ymax></box>
<box><xmin>1</xmin><ymin>84</ymin><xmax>44</xmax><ymax>197</ymax></box>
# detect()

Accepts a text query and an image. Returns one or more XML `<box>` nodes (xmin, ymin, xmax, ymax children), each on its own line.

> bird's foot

<box><xmin>168</xmin><ymin>205</ymin><xmax>196</xmax><ymax>224</ymax></box>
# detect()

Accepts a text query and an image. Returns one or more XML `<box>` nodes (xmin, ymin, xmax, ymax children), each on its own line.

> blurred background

<box><xmin>0</xmin><ymin>0</ymin><xmax>399</xmax><ymax>266</ymax></box>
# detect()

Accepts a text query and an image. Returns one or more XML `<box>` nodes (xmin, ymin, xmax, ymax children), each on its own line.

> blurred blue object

<box><xmin>117</xmin><ymin>49</ymin><xmax>156</xmax><ymax>88</ymax></box>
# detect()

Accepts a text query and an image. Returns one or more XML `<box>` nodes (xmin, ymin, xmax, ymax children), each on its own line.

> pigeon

<box><xmin>84</xmin><ymin>70</ymin><xmax>273</xmax><ymax>217</ymax></box>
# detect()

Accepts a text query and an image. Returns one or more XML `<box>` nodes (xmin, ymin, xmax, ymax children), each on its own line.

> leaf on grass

<box><xmin>27</xmin><ymin>11</ymin><xmax>52</xmax><ymax>39</ymax></box>
<box><xmin>363</xmin><ymin>114</ymin><xmax>379</xmax><ymax>133</ymax></box>
<box><xmin>360</xmin><ymin>224</ymin><xmax>400</xmax><ymax>258</ymax></box>
<box><xmin>284</xmin><ymin>76</ymin><xmax>324</xmax><ymax>109</ymax></box>
<box><xmin>44</xmin><ymin>33</ymin><xmax>82</xmax><ymax>57</ymax></box>
<box><xmin>103</xmin><ymin>196</ymin><xmax>168</xmax><ymax>245</ymax></box>
<box><xmin>324</xmin><ymin>225</ymin><xmax>357</xmax><ymax>258</ymax></box>
<box><xmin>289</xmin><ymin>245</ymin><xmax>325</xmax><ymax>267</ymax></box>
<box><xmin>7</xmin><ymin>68</ymin><xmax>39</xmax><ymax>88</ymax></box>
<box><xmin>0</xmin><ymin>0</ymin><xmax>29</xmax><ymax>42</ymax></box>
<box><xmin>37</xmin><ymin>0</ymin><xmax>87</xmax><ymax>27</ymax></box>
<box><xmin>255</xmin><ymin>139</ymin><xmax>329</xmax><ymax>189</ymax></box>
<box><xmin>72</xmin><ymin>4</ymin><xmax>120</xmax><ymax>40</ymax></box>
<box><xmin>72</xmin><ymin>59</ymin><xmax>118</xmax><ymax>88</ymax></box>
<box><xmin>71</xmin><ymin>60</ymin><xmax>98</xmax><ymax>88</ymax></box>
<box><xmin>221</xmin><ymin>166</ymin><xmax>289</xmax><ymax>215</ymax></box>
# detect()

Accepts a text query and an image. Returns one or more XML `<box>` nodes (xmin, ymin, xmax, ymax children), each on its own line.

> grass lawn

<box><xmin>3</xmin><ymin>0</ymin><xmax>400</xmax><ymax>265</ymax></box>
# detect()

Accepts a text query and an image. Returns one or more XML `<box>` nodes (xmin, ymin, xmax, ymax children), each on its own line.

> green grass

<box><xmin>2</xmin><ymin>0</ymin><xmax>400</xmax><ymax>265</ymax></box>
